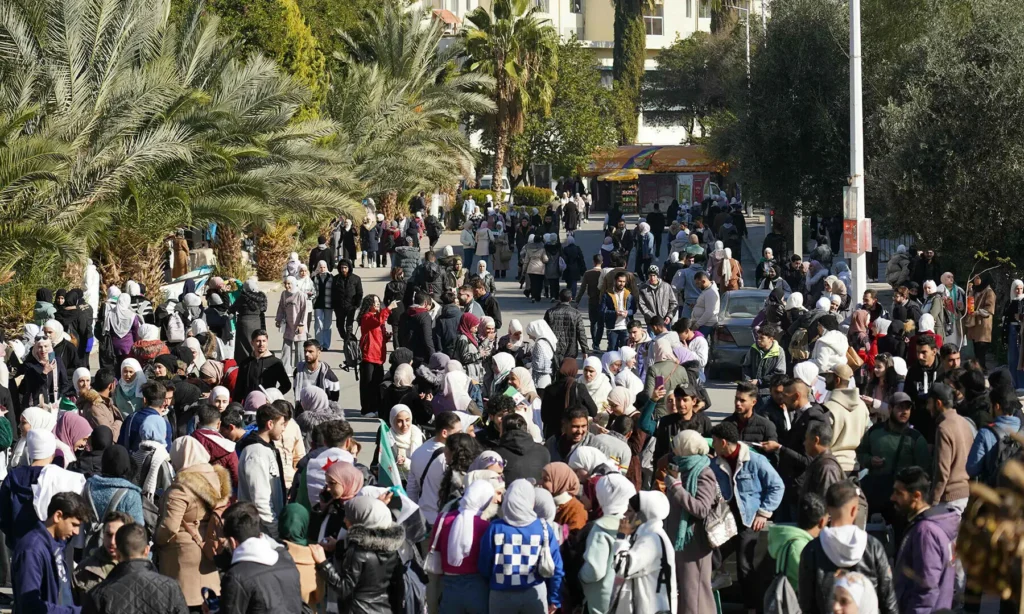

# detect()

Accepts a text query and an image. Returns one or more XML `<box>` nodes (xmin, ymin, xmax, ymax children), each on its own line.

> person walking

<box><xmin>275</xmin><ymin>276</ymin><xmax>307</xmax><ymax>376</ymax></box>
<box><xmin>331</xmin><ymin>259</ymin><xmax>363</xmax><ymax>344</ymax></box>
<box><xmin>966</xmin><ymin>273</ymin><xmax>996</xmax><ymax>369</ymax></box>
<box><xmin>232</xmin><ymin>278</ymin><xmax>268</xmax><ymax>364</ymax></box>
<box><xmin>544</xmin><ymin>289</ymin><xmax>590</xmax><ymax>362</ymax></box>
<box><xmin>311</xmin><ymin>261</ymin><xmax>333</xmax><ymax>351</ymax></box>
<box><xmin>357</xmin><ymin>295</ymin><xmax>391</xmax><ymax>416</ymax></box>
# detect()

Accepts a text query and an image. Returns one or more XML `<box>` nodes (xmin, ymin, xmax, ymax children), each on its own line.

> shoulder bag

<box><xmin>704</xmin><ymin>485</ymin><xmax>738</xmax><ymax>549</ymax></box>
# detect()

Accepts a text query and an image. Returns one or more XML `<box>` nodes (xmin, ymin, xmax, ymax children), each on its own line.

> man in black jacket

<box><xmin>232</xmin><ymin>330</ymin><xmax>292</xmax><ymax>402</ymax></box>
<box><xmin>652</xmin><ymin>384</ymin><xmax>712</xmax><ymax>463</ymax></box>
<box><xmin>905</xmin><ymin>334</ymin><xmax>941</xmax><ymax>443</ymax></box>
<box><xmin>544</xmin><ymin>289</ymin><xmax>590</xmax><ymax>361</ymax></box>
<box><xmin>308</xmin><ymin>235</ymin><xmax>333</xmax><ymax>272</ymax></box>
<box><xmin>646</xmin><ymin>203</ymin><xmax>666</xmax><ymax>257</ymax></box>
<box><xmin>398</xmin><ymin>292</ymin><xmax>435</xmax><ymax>366</ymax></box>
<box><xmin>494</xmin><ymin>413</ymin><xmax>550</xmax><ymax>484</ymax></box>
<box><xmin>723</xmin><ymin>381</ymin><xmax>779</xmax><ymax>447</ymax></box>
<box><xmin>219</xmin><ymin>502</ymin><xmax>304</xmax><ymax>614</ymax></box>
<box><xmin>83</xmin><ymin>523</ymin><xmax>189</xmax><ymax>614</ymax></box>
<box><xmin>331</xmin><ymin>259</ymin><xmax>362</xmax><ymax>343</ymax></box>
<box><xmin>432</xmin><ymin>291</ymin><xmax>462</xmax><ymax>356</ymax></box>
<box><xmin>759</xmin><ymin>376</ymin><xmax>829</xmax><ymax>522</ymax></box>
<box><xmin>798</xmin><ymin>481</ymin><xmax>898</xmax><ymax>614</ymax></box>
<box><xmin>472</xmin><ymin>279</ymin><xmax>502</xmax><ymax>329</ymax></box>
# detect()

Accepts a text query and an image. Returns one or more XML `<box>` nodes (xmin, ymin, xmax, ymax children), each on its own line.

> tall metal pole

<box><xmin>745</xmin><ymin>9</ymin><xmax>750</xmax><ymax>79</ymax></box>
<box><xmin>849</xmin><ymin>0</ymin><xmax>867</xmax><ymax>301</ymax></box>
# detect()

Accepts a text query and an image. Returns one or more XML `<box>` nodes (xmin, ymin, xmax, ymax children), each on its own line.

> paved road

<box><xmin>243</xmin><ymin>213</ymin><xmax>769</xmax><ymax>463</ymax></box>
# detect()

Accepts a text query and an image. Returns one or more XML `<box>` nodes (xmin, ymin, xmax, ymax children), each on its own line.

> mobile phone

<box><xmin>745</xmin><ymin>441</ymin><xmax>764</xmax><ymax>448</ymax></box>
<box><xmin>47</xmin><ymin>351</ymin><xmax>56</xmax><ymax>363</ymax></box>
<box><xmin>655</xmin><ymin>375</ymin><xmax>665</xmax><ymax>389</ymax></box>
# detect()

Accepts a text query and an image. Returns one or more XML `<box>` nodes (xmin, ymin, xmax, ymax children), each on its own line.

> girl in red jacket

<box><xmin>358</xmin><ymin>295</ymin><xmax>391</xmax><ymax>415</ymax></box>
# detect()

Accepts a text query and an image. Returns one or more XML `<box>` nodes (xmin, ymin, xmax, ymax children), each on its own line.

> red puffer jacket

<box><xmin>359</xmin><ymin>307</ymin><xmax>391</xmax><ymax>365</ymax></box>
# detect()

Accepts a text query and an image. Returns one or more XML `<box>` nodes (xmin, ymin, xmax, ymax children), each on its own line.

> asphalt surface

<box><xmin>246</xmin><ymin>213</ymin><xmax>769</xmax><ymax>464</ymax></box>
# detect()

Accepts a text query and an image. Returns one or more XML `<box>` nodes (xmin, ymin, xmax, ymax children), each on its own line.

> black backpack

<box><xmin>984</xmin><ymin>424</ymin><xmax>1023</xmax><ymax>486</ymax></box>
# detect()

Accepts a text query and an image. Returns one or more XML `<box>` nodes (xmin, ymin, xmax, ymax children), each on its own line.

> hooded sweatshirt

<box><xmin>221</xmin><ymin>535</ymin><xmax>303</xmax><ymax>612</ymax></box>
<box><xmin>767</xmin><ymin>524</ymin><xmax>814</xmax><ymax>591</ymax></box>
<box><xmin>191</xmin><ymin>427</ymin><xmax>239</xmax><ymax>487</ymax></box>
<box><xmin>823</xmin><ymin>388</ymin><xmax>871</xmax><ymax>472</ymax></box>
<box><xmin>12</xmin><ymin>522</ymin><xmax>77</xmax><ymax>613</ymax></box>
<box><xmin>237</xmin><ymin>434</ymin><xmax>287</xmax><ymax>537</ymax></box>
<box><xmin>0</xmin><ymin>465</ymin><xmax>45</xmax><ymax>549</ymax></box>
<box><xmin>894</xmin><ymin>504</ymin><xmax>959</xmax><ymax>614</ymax></box>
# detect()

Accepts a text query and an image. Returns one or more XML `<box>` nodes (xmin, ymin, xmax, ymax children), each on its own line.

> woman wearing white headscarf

<box><xmin>664</xmin><ymin>430</ymin><xmax>717</xmax><ymax>614</ymax></box>
<box><xmin>526</xmin><ymin>320</ymin><xmax>558</xmax><ymax>389</ymax></box>
<box><xmin>491</xmin><ymin>352</ymin><xmax>516</xmax><ymax>397</ymax></box>
<box><xmin>1006</xmin><ymin>279</ymin><xmax>1024</xmax><ymax>386</ymax></box>
<box><xmin>105</xmin><ymin>293</ymin><xmax>141</xmax><ymax>363</ymax></box>
<box><xmin>72</xmin><ymin>367</ymin><xmax>92</xmax><ymax>398</ymax></box>
<box><xmin>435</xmin><ymin>369</ymin><xmax>475</xmax><ymax>415</ymax></box>
<box><xmin>475</xmin><ymin>259</ymin><xmax>497</xmax><ymax>296</ymax></box>
<box><xmin>385</xmin><ymin>404</ymin><xmax>423</xmax><ymax>476</ymax></box>
<box><xmin>295</xmin><ymin>263</ymin><xmax>316</xmax><ymax>330</ymax></box>
<box><xmin>479</xmin><ymin>479</ymin><xmax>564</xmax><ymax>612</ymax></box>
<box><xmin>601</xmin><ymin>350</ymin><xmax>623</xmax><ymax>384</ymax></box>
<box><xmin>508</xmin><ymin>366</ymin><xmax>544</xmax><ymax>442</ymax></box>
<box><xmin>84</xmin><ymin>258</ymin><xmax>101</xmax><ymax>327</ymax></box>
<box><xmin>275</xmin><ymin>275</ymin><xmax>308</xmax><ymax>375</ymax></box>
<box><xmin>283</xmin><ymin>252</ymin><xmax>301</xmax><ymax>280</ymax></box>
<box><xmin>580</xmin><ymin>473</ymin><xmax>637</xmax><ymax>612</ymax></box>
<box><xmin>833</xmin><ymin>571</ymin><xmax>880</xmax><ymax>614</ymax></box>
<box><xmin>579</xmin><ymin>356</ymin><xmax>613</xmax><ymax>410</ymax></box>
<box><xmin>614</xmin><ymin>348</ymin><xmax>644</xmax><ymax>400</ymax></box>
<box><xmin>498</xmin><ymin>319</ymin><xmax>526</xmax><ymax>354</ymax></box>
<box><xmin>113</xmin><ymin>358</ymin><xmax>147</xmax><ymax>416</ymax></box>
<box><xmin>612</xmin><ymin>490</ymin><xmax>677</xmax><ymax>614</ymax></box>
<box><xmin>429</xmin><ymin>480</ymin><xmax>496</xmax><ymax>611</ymax></box>
<box><xmin>643</xmin><ymin>337</ymin><xmax>688</xmax><ymax>420</ymax></box>
<box><xmin>10</xmin><ymin>406</ymin><xmax>59</xmax><ymax>467</ymax></box>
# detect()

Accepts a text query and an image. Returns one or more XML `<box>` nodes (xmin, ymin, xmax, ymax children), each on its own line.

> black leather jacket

<box><xmin>797</xmin><ymin>533</ymin><xmax>898</xmax><ymax>614</ymax></box>
<box><xmin>317</xmin><ymin>523</ymin><xmax>408</xmax><ymax>614</ymax></box>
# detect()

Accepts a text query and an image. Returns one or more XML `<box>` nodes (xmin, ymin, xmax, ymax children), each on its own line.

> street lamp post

<box><xmin>848</xmin><ymin>0</ymin><xmax>867</xmax><ymax>300</ymax></box>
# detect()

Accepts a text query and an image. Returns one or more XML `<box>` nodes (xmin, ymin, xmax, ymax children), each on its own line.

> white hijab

<box><xmin>118</xmin><ymin>358</ymin><xmax>147</xmax><ymax>398</ymax></box>
<box><xmin>447</xmin><ymin>480</ymin><xmax>496</xmax><ymax>566</ymax></box>
<box><xmin>441</xmin><ymin>370</ymin><xmax>473</xmax><ymax>412</ymax></box>
<box><xmin>501</xmin><ymin>479</ymin><xmax>538</xmax><ymax>528</ymax></box>
<box><xmin>525</xmin><ymin>320</ymin><xmax>557</xmax><ymax>347</ymax></box>
<box><xmin>106</xmin><ymin>294</ymin><xmax>137</xmax><ymax>337</ymax></box>
<box><xmin>579</xmin><ymin>356</ymin><xmax>612</xmax><ymax>407</ymax></box>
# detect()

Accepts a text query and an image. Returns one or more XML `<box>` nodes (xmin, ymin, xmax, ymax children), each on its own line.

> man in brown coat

<box><xmin>927</xmin><ymin>383</ymin><xmax>974</xmax><ymax>512</ymax></box>
<box><xmin>78</xmin><ymin>369</ymin><xmax>124</xmax><ymax>442</ymax></box>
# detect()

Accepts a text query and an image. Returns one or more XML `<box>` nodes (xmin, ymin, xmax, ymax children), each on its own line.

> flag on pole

<box><xmin>376</xmin><ymin>420</ymin><xmax>406</xmax><ymax>495</ymax></box>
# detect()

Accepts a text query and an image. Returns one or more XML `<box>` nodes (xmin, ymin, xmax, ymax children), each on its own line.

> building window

<box><xmin>699</xmin><ymin>0</ymin><xmax>710</xmax><ymax>18</ymax></box>
<box><xmin>686</xmin><ymin>0</ymin><xmax>692</xmax><ymax>18</ymax></box>
<box><xmin>644</xmin><ymin>1</ymin><xmax>664</xmax><ymax>36</ymax></box>
<box><xmin>571</xmin><ymin>0</ymin><xmax>583</xmax><ymax>14</ymax></box>
<box><xmin>534</xmin><ymin>0</ymin><xmax>549</xmax><ymax>12</ymax></box>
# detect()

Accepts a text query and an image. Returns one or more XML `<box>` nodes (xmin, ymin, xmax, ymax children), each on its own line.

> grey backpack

<box><xmin>763</xmin><ymin>541</ymin><xmax>802</xmax><ymax>614</ymax></box>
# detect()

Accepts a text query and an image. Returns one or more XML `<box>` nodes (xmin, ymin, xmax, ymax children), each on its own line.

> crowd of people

<box><xmin>0</xmin><ymin>191</ymin><xmax>1019</xmax><ymax>614</ymax></box>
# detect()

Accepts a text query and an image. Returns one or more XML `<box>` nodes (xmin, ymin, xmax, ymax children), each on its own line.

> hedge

<box><xmin>512</xmin><ymin>186</ymin><xmax>555</xmax><ymax>209</ymax></box>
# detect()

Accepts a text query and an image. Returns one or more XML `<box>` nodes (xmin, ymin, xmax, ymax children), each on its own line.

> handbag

<box><xmin>704</xmin><ymin>488</ymin><xmax>738</xmax><ymax>549</ymax></box>
<box><xmin>423</xmin><ymin>514</ymin><xmax>445</xmax><ymax>575</ymax></box>
<box><xmin>846</xmin><ymin>345</ymin><xmax>864</xmax><ymax>369</ymax></box>
<box><xmin>537</xmin><ymin>519</ymin><xmax>556</xmax><ymax>578</ymax></box>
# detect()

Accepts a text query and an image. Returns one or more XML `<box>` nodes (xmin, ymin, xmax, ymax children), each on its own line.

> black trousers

<box><xmin>653</xmin><ymin>232</ymin><xmax>663</xmax><ymax>257</ymax></box>
<box><xmin>335</xmin><ymin>308</ymin><xmax>355</xmax><ymax>342</ymax></box>
<box><xmin>359</xmin><ymin>362</ymin><xmax>384</xmax><ymax>414</ymax></box>
<box><xmin>547</xmin><ymin>278</ymin><xmax>560</xmax><ymax>299</ymax></box>
<box><xmin>974</xmin><ymin>341</ymin><xmax>991</xmax><ymax>369</ymax></box>
<box><xmin>529</xmin><ymin>274</ymin><xmax>545</xmax><ymax>301</ymax></box>
<box><xmin>714</xmin><ymin>523</ymin><xmax>760</xmax><ymax>609</ymax></box>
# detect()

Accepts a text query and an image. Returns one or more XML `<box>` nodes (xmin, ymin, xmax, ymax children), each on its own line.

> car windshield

<box><xmin>725</xmin><ymin>296</ymin><xmax>765</xmax><ymax>318</ymax></box>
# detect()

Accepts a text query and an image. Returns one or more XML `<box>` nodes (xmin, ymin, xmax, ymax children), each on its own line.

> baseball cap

<box><xmin>927</xmin><ymin>382</ymin><xmax>956</xmax><ymax>407</ymax></box>
<box><xmin>832</xmin><ymin>364</ymin><xmax>854</xmax><ymax>380</ymax></box>
<box><xmin>890</xmin><ymin>391</ymin><xmax>912</xmax><ymax>406</ymax></box>
<box><xmin>647</xmin><ymin>265</ymin><xmax>660</xmax><ymax>276</ymax></box>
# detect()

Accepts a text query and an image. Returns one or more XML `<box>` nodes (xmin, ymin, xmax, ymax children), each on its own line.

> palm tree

<box><xmin>329</xmin><ymin>3</ymin><xmax>494</xmax><ymax>206</ymax></box>
<box><xmin>0</xmin><ymin>0</ymin><xmax>364</xmax><ymax>300</ymax></box>
<box><xmin>463</xmin><ymin>0</ymin><xmax>558</xmax><ymax>183</ymax></box>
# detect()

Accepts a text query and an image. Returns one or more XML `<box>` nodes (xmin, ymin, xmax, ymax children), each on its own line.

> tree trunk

<box><xmin>613</xmin><ymin>0</ymin><xmax>645</xmax><ymax>145</ymax></box>
<box><xmin>254</xmin><ymin>221</ymin><xmax>297</xmax><ymax>282</ymax></box>
<box><xmin>214</xmin><ymin>225</ymin><xmax>249</xmax><ymax>281</ymax></box>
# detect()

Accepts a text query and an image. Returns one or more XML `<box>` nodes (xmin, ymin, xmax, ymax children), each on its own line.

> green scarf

<box><xmin>279</xmin><ymin>503</ymin><xmax>310</xmax><ymax>546</ymax></box>
<box><xmin>671</xmin><ymin>454</ymin><xmax>711</xmax><ymax>551</ymax></box>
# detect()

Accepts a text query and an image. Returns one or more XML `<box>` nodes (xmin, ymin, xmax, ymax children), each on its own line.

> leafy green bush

<box><xmin>512</xmin><ymin>186</ymin><xmax>554</xmax><ymax>209</ymax></box>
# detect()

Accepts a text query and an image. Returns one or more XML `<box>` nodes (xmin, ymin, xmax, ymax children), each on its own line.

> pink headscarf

<box><xmin>325</xmin><ymin>461</ymin><xmax>364</xmax><ymax>502</ymax></box>
<box><xmin>244</xmin><ymin>390</ymin><xmax>268</xmax><ymax>414</ymax></box>
<box><xmin>55</xmin><ymin>411</ymin><xmax>93</xmax><ymax>449</ymax></box>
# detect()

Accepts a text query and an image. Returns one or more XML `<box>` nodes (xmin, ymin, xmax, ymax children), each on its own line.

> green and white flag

<box><xmin>377</xmin><ymin>420</ymin><xmax>406</xmax><ymax>495</ymax></box>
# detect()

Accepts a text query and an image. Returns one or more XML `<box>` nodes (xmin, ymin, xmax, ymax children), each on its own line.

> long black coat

<box><xmin>563</xmin><ymin>202</ymin><xmax>580</xmax><ymax>231</ymax></box>
<box><xmin>318</xmin><ymin>524</ymin><xmax>408</xmax><ymax>614</ymax></box>
<box><xmin>331</xmin><ymin>266</ymin><xmax>363</xmax><ymax>314</ymax></box>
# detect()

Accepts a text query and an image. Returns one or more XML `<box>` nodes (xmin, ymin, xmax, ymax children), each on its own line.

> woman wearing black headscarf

<box><xmin>70</xmin><ymin>426</ymin><xmax>113</xmax><ymax>478</ymax></box>
<box><xmin>58</xmin><ymin>289</ymin><xmax>93</xmax><ymax>366</ymax></box>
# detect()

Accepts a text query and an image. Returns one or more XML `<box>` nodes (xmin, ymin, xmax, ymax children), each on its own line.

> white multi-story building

<box><xmin>414</xmin><ymin>0</ymin><xmax>765</xmax><ymax>145</ymax></box>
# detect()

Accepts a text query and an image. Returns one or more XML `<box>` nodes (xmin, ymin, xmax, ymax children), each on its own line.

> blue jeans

<box><xmin>565</xmin><ymin>277</ymin><xmax>579</xmax><ymax>298</ymax></box>
<box><xmin>314</xmin><ymin>308</ymin><xmax>332</xmax><ymax>350</ymax></box>
<box><xmin>698</xmin><ymin>325</ymin><xmax>715</xmax><ymax>338</ymax></box>
<box><xmin>440</xmin><ymin>574</ymin><xmax>490</xmax><ymax>614</ymax></box>
<box><xmin>463</xmin><ymin>247</ymin><xmax>476</xmax><ymax>269</ymax></box>
<box><xmin>607</xmin><ymin>329</ymin><xmax>627</xmax><ymax>351</ymax></box>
